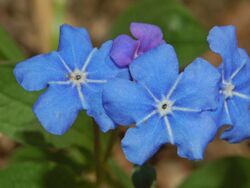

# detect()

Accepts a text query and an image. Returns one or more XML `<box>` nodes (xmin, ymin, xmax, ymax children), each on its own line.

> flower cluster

<box><xmin>14</xmin><ymin>23</ymin><xmax>250</xmax><ymax>165</ymax></box>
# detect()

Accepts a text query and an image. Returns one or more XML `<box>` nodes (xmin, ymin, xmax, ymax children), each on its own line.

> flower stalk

<box><xmin>103</xmin><ymin>129</ymin><xmax>119</xmax><ymax>163</ymax></box>
<box><xmin>93</xmin><ymin>120</ymin><xmax>102</xmax><ymax>186</ymax></box>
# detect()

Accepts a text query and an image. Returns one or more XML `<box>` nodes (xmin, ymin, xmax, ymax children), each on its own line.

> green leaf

<box><xmin>0</xmin><ymin>162</ymin><xmax>80</xmax><ymax>188</ymax></box>
<box><xmin>0</xmin><ymin>64</ymin><xmax>93</xmax><ymax>150</ymax></box>
<box><xmin>179</xmin><ymin>156</ymin><xmax>250</xmax><ymax>188</ymax></box>
<box><xmin>0</xmin><ymin>64</ymin><xmax>39</xmax><ymax>142</ymax></box>
<box><xmin>132</xmin><ymin>164</ymin><xmax>156</xmax><ymax>188</ymax></box>
<box><xmin>111</xmin><ymin>0</ymin><xmax>207</xmax><ymax>68</ymax></box>
<box><xmin>0</xmin><ymin>26</ymin><xmax>25</xmax><ymax>61</ymax></box>
<box><xmin>10</xmin><ymin>146</ymin><xmax>48</xmax><ymax>164</ymax></box>
<box><xmin>11</xmin><ymin>146</ymin><xmax>94</xmax><ymax>174</ymax></box>
<box><xmin>39</xmin><ymin>112</ymin><xmax>94</xmax><ymax>149</ymax></box>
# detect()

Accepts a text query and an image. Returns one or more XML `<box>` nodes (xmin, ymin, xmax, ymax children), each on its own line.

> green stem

<box><xmin>93</xmin><ymin>120</ymin><xmax>102</xmax><ymax>186</ymax></box>
<box><xmin>103</xmin><ymin>129</ymin><xmax>119</xmax><ymax>163</ymax></box>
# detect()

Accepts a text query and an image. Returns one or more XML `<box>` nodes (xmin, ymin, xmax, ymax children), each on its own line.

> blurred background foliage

<box><xmin>0</xmin><ymin>0</ymin><xmax>249</xmax><ymax>187</ymax></box>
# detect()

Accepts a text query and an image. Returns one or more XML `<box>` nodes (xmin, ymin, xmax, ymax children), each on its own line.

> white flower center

<box><xmin>157</xmin><ymin>99</ymin><xmax>173</xmax><ymax>116</ymax></box>
<box><xmin>69</xmin><ymin>70</ymin><xmax>87</xmax><ymax>86</ymax></box>
<box><xmin>221</xmin><ymin>81</ymin><xmax>235</xmax><ymax>99</ymax></box>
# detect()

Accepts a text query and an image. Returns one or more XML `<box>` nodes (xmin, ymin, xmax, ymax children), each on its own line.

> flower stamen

<box><xmin>162</xmin><ymin>103</ymin><xmax>168</xmax><ymax>110</ymax></box>
<box><xmin>69</xmin><ymin>70</ymin><xmax>87</xmax><ymax>86</ymax></box>
<box><xmin>157</xmin><ymin>99</ymin><xmax>173</xmax><ymax>116</ymax></box>
<box><xmin>221</xmin><ymin>81</ymin><xmax>235</xmax><ymax>99</ymax></box>
<box><xmin>75</xmin><ymin>74</ymin><xmax>82</xmax><ymax>80</ymax></box>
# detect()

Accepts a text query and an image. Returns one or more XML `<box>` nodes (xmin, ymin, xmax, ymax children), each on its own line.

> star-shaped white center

<box><xmin>157</xmin><ymin>99</ymin><xmax>173</xmax><ymax>116</ymax></box>
<box><xmin>68</xmin><ymin>70</ymin><xmax>87</xmax><ymax>86</ymax></box>
<box><xmin>221</xmin><ymin>81</ymin><xmax>235</xmax><ymax>99</ymax></box>
<box><xmin>220</xmin><ymin>63</ymin><xmax>250</xmax><ymax>120</ymax></box>
<box><xmin>48</xmin><ymin>48</ymin><xmax>107</xmax><ymax>109</ymax></box>
<box><xmin>136</xmin><ymin>74</ymin><xmax>201</xmax><ymax>144</ymax></box>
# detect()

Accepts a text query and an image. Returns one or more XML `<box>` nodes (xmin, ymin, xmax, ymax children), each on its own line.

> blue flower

<box><xmin>208</xmin><ymin>26</ymin><xmax>250</xmax><ymax>143</ymax></box>
<box><xmin>103</xmin><ymin>43</ymin><xmax>220</xmax><ymax>165</ymax></box>
<box><xmin>110</xmin><ymin>22</ymin><xmax>165</xmax><ymax>67</ymax></box>
<box><xmin>14</xmin><ymin>24</ymin><xmax>126</xmax><ymax>135</ymax></box>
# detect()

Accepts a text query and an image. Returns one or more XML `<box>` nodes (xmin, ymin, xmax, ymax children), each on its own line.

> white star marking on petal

<box><xmin>166</xmin><ymin>73</ymin><xmax>183</xmax><ymax>100</ymax></box>
<box><xmin>163</xmin><ymin>116</ymin><xmax>174</xmax><ymax>144</ymax></box>
<box><xmin>48</xmin><ymin>81</ymin><xmax>71</xmax><ymax>85</ymax></box>
<box><xmin>77</xmin><ymin>85</ymin><xmax>87</xmax><ymax>109</ymax></box>
<box><xmin>232</xmin><ymin>91</ymin><xmax>250</xmax><ymax>100</ymax></box>
<box><xmin>230</xmin><ymin>62</ymin><xmax>246</xmax><ymax>80</ymax></box>
<box><xmin>224</xmin><ymin>100</ymin><xmax>231</xmax><ymax>122</ymax></box>
<box><xmin>136</xmin><ymin>74</ymin><xmax>201</xmax><ymax>145</ymax></box>
<box><xmin>56</xmin><ymin>53</ymin><xmax>72</xmax><ymax>73</ymax></box>
<box><xmin>136</xmin><ymin>110</ymin><xmax>158</xmax><ymax>126</ymax></box>
<box><xmin>172</xmin><ymin>106</ymin><xmax>201</xmax><ymax>113</ymax></box>
<box><xmin>81</xmin><ymin>48</ymin><xmax>98</xmax><ymax>72</ymax></box>
<box><xmin>141</xmin><ymin>83</ymin><xmax>160</xmax><ymax>103</ymax></box>
<box><xmin>50</xmin><ymin>48</ymin><xmax>108</xmax><ymax>110</ymax></box>
<box><xmin>85</xmin><ymin>79</ymin><xmax>107</xmax><ymax>84</ymax></box>
<box><xmin>220</xmin><ymin>62</ymin><xmax>250</xmax><ymax>102</ymax></box>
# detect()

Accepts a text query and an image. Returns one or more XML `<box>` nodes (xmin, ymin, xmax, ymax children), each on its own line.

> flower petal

<box><xmin>86</xmin><ymin>41</ymin><xmax>121</xmax><ymax>81</ymax></box>
<box><xmin>207</xmin><ymin>25</ymin><xmax>237</xmax><ymax>59</ymax></box>
<box><xmin>233</xmin><ymin>49</ymin><xmax>250</xmax><ymax>93</ymax></box>
<box><xmin>212</xmin><ymin>96</ymin><xmax>232</xmax><ymax>127</ymax></box>
<box><xmin>207</xmin><ymin>26</ymin><xmax>246</xmax><ymax>79</ymax></box>
<box><xmin>170</xmin><ymin>58</ymin><xmax>220</xmax><ymax>111</ymax></box>
<box><xmin>103</xmin><ymin>79</ymin><xmax>154</xmax><ymax>125</ymax></box>
<box><xmin>220</xmin><ymin>97</ymin><xmax>250</xmax><ymax>143</ymax></box>
<box><xmin>169</xmin><ymin>111</ymin><xmax>217</xmax><ymax>160</ymax></box>
<box><xmin>130</xmin><ymin>43</ymin><xmax>179</xmax><ymax>99</ymax></box>
<box><xmin>58</xmin><ymin>24</ymin><xmax>93</xmax><ymax>69</ymax></box>
<box><xmin>14</xmin><ymin>52</ymin><xmax>67</xmax><ymax>91</ymax></box>
<box><xmin>33</xmin><ymin>84</ymin><xmax>82</xmax><ymax>135</ymax></box>
<box><xmin>81</xmin><ymin>41</ymin><xmax>129</xmax><ymax>132</ymax></box>
<box><xmin>110</xmin><ymin>35</ymin><xmax>139</xmax><ymax>67</ymax></box>
<box><xmin>84</xmin><ymin>89</ymin><xmax>116</xmax><ymax>132</ymax></box>
<box><xmin>122</xmin><ymin>115</ymin><xmax>167</xmax><ymax>165</ymax></box>
<box><xmin>130</xmin><ymin>22</ymin><xmax>164</xmax><ymax>53</ymax></box>
<box><xmin>83</xmin><ymin>41</ymin><xmax>127</xmax><ymax>92</ymax></box>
